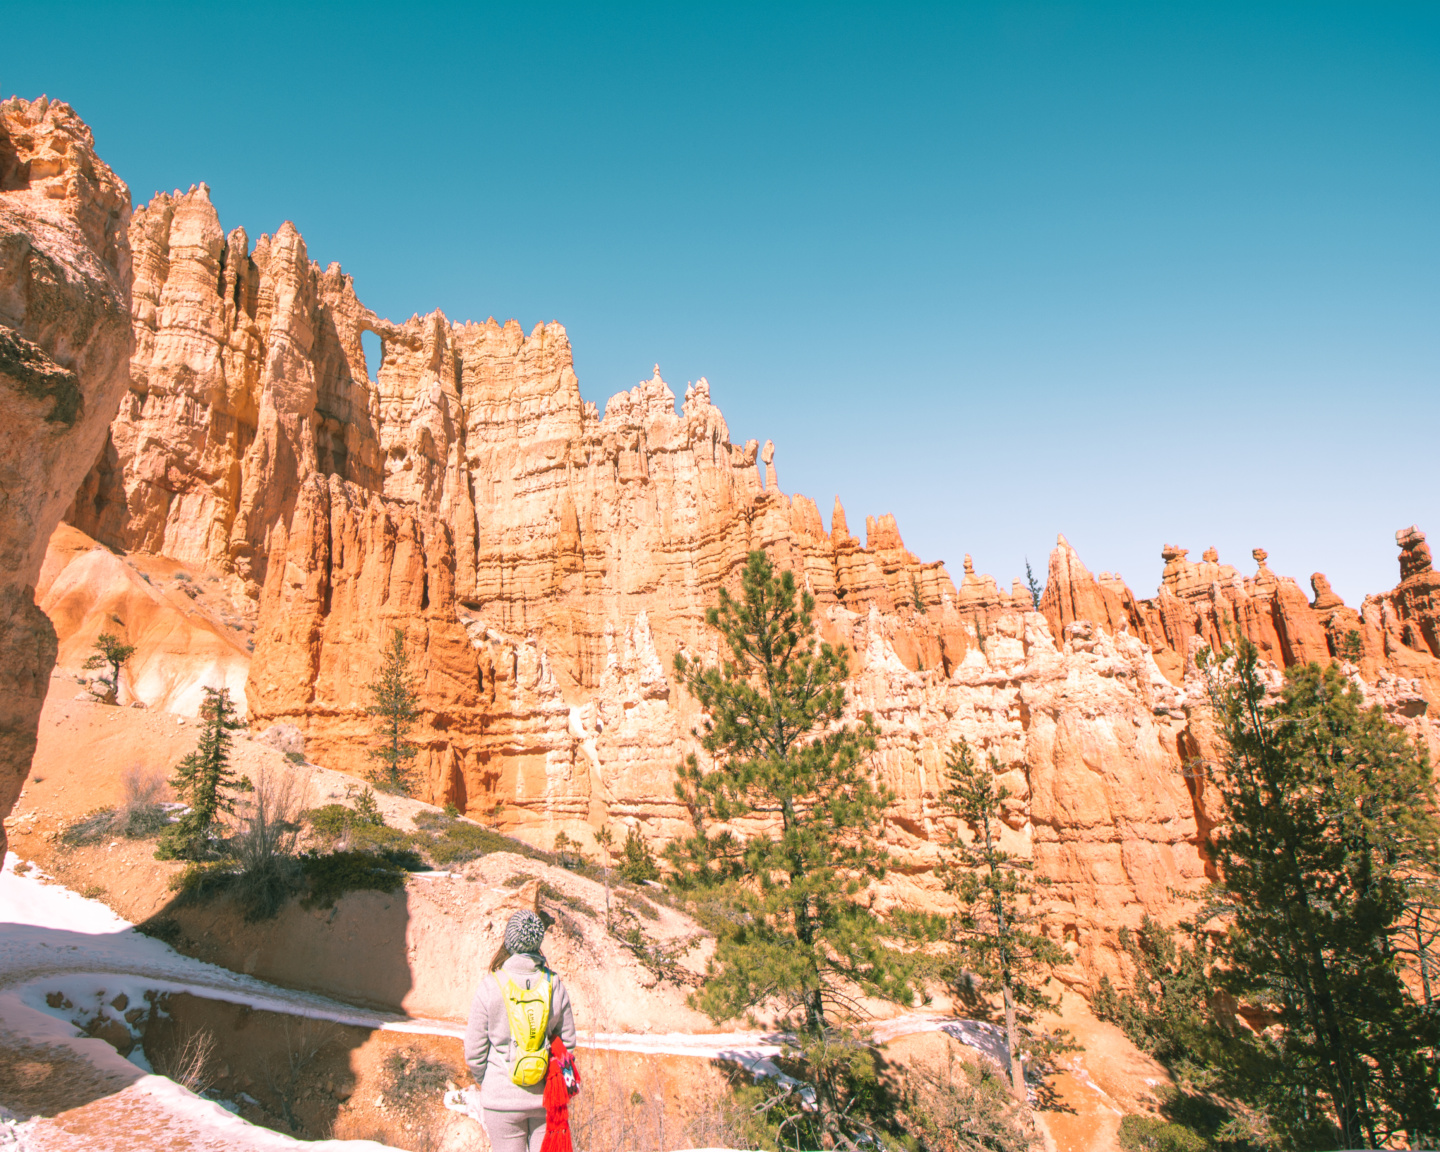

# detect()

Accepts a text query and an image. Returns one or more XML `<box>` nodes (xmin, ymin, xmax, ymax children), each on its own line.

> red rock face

<box><xmin>0</xmin><ymin>95</ymin><xmax>133</xmax><ymax>856</ymax></box>
<box><xmin>51</xmin><ymin>194</ymin><xmax>1440</xmax><ymax>986</ymax></box>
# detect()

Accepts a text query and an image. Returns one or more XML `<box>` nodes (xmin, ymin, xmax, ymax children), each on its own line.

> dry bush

<box><xmin>232</xmin><ymin>769</ymin><xmax>307</xmax><ymax>919</ymax></box>
<box><xmin>151</xmin><ymin>1028</ymin><xmax>217</xmax><ymax>1095</ymax></box>
<box><xmin>121</xmin><ymin>763</ymin><xmax>168</xmax><ymax>809</ymax></box>
<box><xmin>261</xmin><ymin>1018</ymin><xmax>338</xmax><ymax>1132</ymax></box>
<box><xmin>570</xmin><ymin>1052</ymin><xmax>754</xmax><ymax>1152</ymax></box>
<box><xmin>381</xmin><ymin>1046</ymin><xmax>452</xmax><ymax>1114</ymax></box>
<box><xmin>120</xmin><ymin>764</ymin><xmax>172</xmax><ymax>837</ymax></box>
<box><xmin>894</xmin><ymin>1051</ymin><xmax>1036</xmax><ymax>1152</ymax></box>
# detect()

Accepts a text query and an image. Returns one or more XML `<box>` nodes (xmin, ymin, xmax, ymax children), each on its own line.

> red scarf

<box><xmin>539</xmin><ymin>1036</ymin><xmax>580</xmax><ymax>1152</ymax></box>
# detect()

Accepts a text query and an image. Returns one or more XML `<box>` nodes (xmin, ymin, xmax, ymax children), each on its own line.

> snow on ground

<box><xmin>1</xmin><ymin>852</ymin><xmax>1001</xmax><ymax>1148</ymax></box>
<box><xmin>0</xmin><ymin>854</ymin><xmax>398</xmax><ymax>1150</ymax></box>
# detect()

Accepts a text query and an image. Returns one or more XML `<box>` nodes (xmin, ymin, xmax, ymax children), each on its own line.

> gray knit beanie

<box><xmin>504</xmin><ymin>909</ymin><xmax>546</xmax><ymax>956</ymax></box>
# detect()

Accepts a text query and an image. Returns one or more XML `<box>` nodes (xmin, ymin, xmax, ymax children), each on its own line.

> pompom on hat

<box><xmin>504</xmin><ymin>909</ymin><xmax>546</xmax><ymax>956</ymax></box>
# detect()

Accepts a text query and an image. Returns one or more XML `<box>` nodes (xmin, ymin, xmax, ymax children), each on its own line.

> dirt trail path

<box><xmin>2</xmin><ymin>855</ymin><xmax>1004</xmax><ymax>1151</ymax></box>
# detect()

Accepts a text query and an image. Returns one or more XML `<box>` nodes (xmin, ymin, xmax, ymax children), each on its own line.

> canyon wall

<box><xmin>0</xmin><ymin>96</ymin><xmax>132</xmax><ymax>857</ymax></box>
<box><xmin>55</xmin><ymin>188</ymin><xmax>1440</xmax><ymax>984</ymax></box>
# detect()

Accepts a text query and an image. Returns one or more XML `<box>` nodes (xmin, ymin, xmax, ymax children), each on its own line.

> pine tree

<box><xmin>83</xmin><ymin>631</ymin><xmax>136</xmax><ymax>702</ymax></box>
<box><xmin>1024</xmin><ymin>561</ymin><xmax>1043</xmax><ymax>611</ymax></box>
<box><xmin>618</xmin><ymin>826</ymin><xmax>660</xmax><ymax>884</ymax></box>
<box><xmin>366</xmin><ymin>627</ymin><xmax>420</xmax><ymax>794</ymax></box>
<box><xmin>936</xmin><ymin>738</ymin><xmax>1065</xmax><ymax>1100</ymax></box>
<box><xmin>1199</xmin><ymin>640</ymin><xmax>1440</xmax><ymax>1148</ymax></box>
<box><xmin>158</xmin><ymin>686</ymin><xmax>245</xmax><ymax>860</ymax></box>
<box><xmin>668</xmin><ymin>550</ymin><xmax>914</xmax><ymax>1146</ymax></box>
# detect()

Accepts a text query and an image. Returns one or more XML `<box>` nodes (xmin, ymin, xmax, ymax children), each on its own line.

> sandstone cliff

<box><xmin>52</xmin><ymin>190</ymin><xmax>1440</xmax><ymax>985</ymax></box>
<box><xmin>0</xmin><ymin>95</ymin><xmax>131</xmax><ymax>857</ymax></box>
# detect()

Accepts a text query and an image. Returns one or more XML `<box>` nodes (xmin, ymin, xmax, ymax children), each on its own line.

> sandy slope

<box><xmin>37</xmin><ymin>524</ymin><xmax>253</xmax><ymax>715</ymax></box>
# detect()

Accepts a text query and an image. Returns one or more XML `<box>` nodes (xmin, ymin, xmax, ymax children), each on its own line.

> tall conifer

<box><xmin>366</xmin><ymin>627</ymin><xmax>420</xmax><ymax>794</ymax></box>
<box><xmin>936</xmin><ymin>738</ymin><xmax>1064</xmax><ymax>1100</ymax></box>
<box><xmin>158</xmin><ymin>686</ymin><xmax>244</xmax><ymax>860</ymax></box>
<box><xmin>1200</xmin><ymin>640</ymin><xmax>1440</xmax><ymax>1148</ymax></box>
<box><xmin>669</xmin><ymin>550</ymin><xmax>915</xmax><ymax>1145</ymax></box>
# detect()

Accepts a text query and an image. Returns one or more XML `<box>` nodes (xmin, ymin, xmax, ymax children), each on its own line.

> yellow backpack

<box><xmin>495</xmin><ymin>971</ymin><xmax>552</xmax><ymax>1086</ymax></box>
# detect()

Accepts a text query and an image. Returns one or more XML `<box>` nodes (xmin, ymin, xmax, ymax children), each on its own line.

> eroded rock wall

<box><xmin>57</xmin><ymin>197</ymin><xmax>1440</xmax><ymax>985</ymax></box>
<box><xmin>0</xmin><ymin>95</ymin><xmax>132</xmax><ymax>855</ymax></box>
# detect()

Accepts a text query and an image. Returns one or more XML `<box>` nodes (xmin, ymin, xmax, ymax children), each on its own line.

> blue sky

<box><xmin>7</xmin><ymin>2</ymin><xmax>1436</xmax><ymax>604</ymax></box>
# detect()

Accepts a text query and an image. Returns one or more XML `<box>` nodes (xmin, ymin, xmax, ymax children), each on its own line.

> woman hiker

<box><xmin>464</xmin><ymin>909</ymin><xmax>579</xmax><ymax>1152</ymax></box>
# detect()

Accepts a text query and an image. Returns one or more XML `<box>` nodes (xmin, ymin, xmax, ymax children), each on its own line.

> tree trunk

<box><xmin>1003</xmin><ymin>982</ymin><xmax>1024</xmax><ymax>1101</ymax></box>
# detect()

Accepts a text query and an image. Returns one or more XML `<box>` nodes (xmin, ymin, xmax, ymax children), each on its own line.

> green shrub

<box><xmin>300</xmin><ymin>850</ymin><xmax>410</xmax><ymax>908</ymax></box>
<box><xmin>304</xmin><ymin>804</ymin><xmax>351</xmax><ymax>841</ymax></box>
<box><xmin>304</xmin><ymin>800</ymin><xmax>386</xmax><ymax>842</ymax></box>
<box><xmin>1118</xmin><ymin>1115</ymin><xmax>1207</xmax><ymax>1152</ymax></box>
<box><xmin>284</xmin><ymin>750</ymin><xmax>306</xmax><ymax>764</ymax></box>
<box><xmin>414</xmin><ymin>809</ymin><xmax>536</xmax><ymax>866</ymax></box>
<box><xmin>425</xmin><ymin>819</ymin><xmax>512</xmax><ymax>866</ymax></box>
<box><xmin>169</xmin><ymin>859</ymin><xmax>238</xmax><ymax>898</ymax></box>
<box><xmin>348</xmin><ymin>822</ymin><xmax>420</xmax><ymax>857</ymax></box>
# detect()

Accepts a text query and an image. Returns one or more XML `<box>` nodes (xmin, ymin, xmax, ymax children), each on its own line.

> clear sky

<box><xmin>6</xmin><ymin>2</ymin><xmax>1436</xmax><ymax>605</ymax></box>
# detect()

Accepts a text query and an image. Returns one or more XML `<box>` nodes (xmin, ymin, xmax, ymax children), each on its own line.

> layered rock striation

<box><xmin>53</xmin><ymin>189</ymin><xmax>1440</xmax><ymax>983</ymax></box>
<box><xmin>0</xmin><ymin>95</ymin><xmax>132</xmax><ymax>856</ymax></box>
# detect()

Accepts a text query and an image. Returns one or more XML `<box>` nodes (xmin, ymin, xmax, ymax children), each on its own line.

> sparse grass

<box><xmin>380</xmin><ymin>1047</ymin><xmax>452</xmax><ymax>1113</ymax></box>
<box><xmin>538</xmin><ymin>880</ymin><xmax>596</xmax><ymax>919</ymax></box>
<box><xmin>60</xmin><ymin>807</ymin><xmax>119</xmax><ymax>847</ymax></box>
<box><xmin>617</xmin><ymin>892</ymin><xmax>659</xmax><ymax>921</ymax></box>
<box><xmin>1118</xmin><ymin>1115</ymin><xmax>1207</xmax><ymax>1152</ymax></box>
<box><xmin>63</xmin><ymin>771</ymin><xmax>173</xmax><ymax>844</ymax></box>
<box><xmin>261</xmin><ymin>1019</ymin><xmax>337</xmax><ymax>1132</ymax></box>
<box><xmin>79</xmin><ymin>883</ymin><xmax>106</xmax><ymax>900</ymax></box>
<box><xmin>571</xmin><ymin>1051</ymin><xmax>758</xmax><ymax>1152</ymax></box>
<box><xmin>411</xmin><ymin>808</ymin><xmax>528</xmax><ymax>867</ymax></box>
<box><xmin>152</xmin><ymin>1028</ymin><xmax>217</xmax><ymax>1094</ymax></box>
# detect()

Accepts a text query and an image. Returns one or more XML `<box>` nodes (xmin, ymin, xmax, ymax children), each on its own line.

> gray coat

<box><xmin>464</xmin><ymin>953</ymin><xmax>578</xmax><ymax>1112</ymax></box>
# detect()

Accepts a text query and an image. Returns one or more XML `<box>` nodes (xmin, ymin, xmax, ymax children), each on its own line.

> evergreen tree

<box><xmin>1197</xmin><ymin>640</ymin><xmax>1440</xmax><ymax>1148</ymax></box>
<box><xmin>83</xmin><ymin>631</ymin><xmax>136</xmax><ymax>701</ymax></box>
<box><xmin>366</xmin><ymin>627</ymin><xmax>420</xmax><ymax>794</ymax></box>
<box><xmin>158</xmin><ymin>686</ymin><xmax>244</xmax><ymax>860</ymax></box>
<box><xmin>618</xmin><ymin>826</ymin><xmax>660</xmax><ymax>884</ymax></box>
<box><xmin>668</xmin><ymin>550</ymin><xmax>915</xmax><ymax>1145</ymax></box>
<box><xmin>936</xmin><ymin>739</ymin><xmax>1065</xmax><ymax>1100</ymax></box>
<box><xmin>1024</xmin><ymin>561</ymin><xmax>1043</xmax><ymax>611</ymax></box>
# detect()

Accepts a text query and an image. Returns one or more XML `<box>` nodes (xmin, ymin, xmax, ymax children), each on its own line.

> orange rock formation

<box><xmin>0</xmin><ymin>95</ymin><xmax>132</xmax><ymax>857</ymax></box>
<box><xmin>41</xmin><ymin>184</ymin><xmax>1440</xmax><ymax>984</ymax></box>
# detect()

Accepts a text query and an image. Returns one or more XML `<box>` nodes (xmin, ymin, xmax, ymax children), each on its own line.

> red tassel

<box><xmin>540</xmin><ymin>1037</ymin><xmax>576</xmax><ymax>1152</ymax></box>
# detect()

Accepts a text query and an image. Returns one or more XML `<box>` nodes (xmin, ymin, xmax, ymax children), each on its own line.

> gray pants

<box><xmin>483</xmin><ymin>1108</ymin><xmax>547</xmax><ymax>1152</ymax></box>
